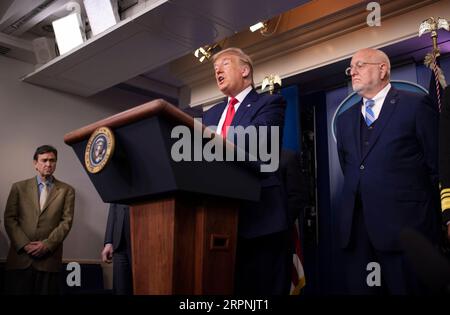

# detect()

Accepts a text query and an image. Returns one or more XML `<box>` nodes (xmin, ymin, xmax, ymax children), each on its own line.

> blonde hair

<box><xmin>212</xmin><ymin>47</ymin><xmax>254</xmax><ymax>85</ymax></box>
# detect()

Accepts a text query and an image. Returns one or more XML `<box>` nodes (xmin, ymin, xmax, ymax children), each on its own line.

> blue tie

<box><xmin>365</xmin><ymin>99</ymin><xmax>375</xmax><ymax>126</ymax></box>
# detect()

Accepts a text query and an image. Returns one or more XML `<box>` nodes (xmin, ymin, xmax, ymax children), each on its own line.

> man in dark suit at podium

<box><xmin>101</xmin><ymin>204</ymin><xmax>133</xmax><ymax>295</ymax></box>
<box><xmin>202</xmin><ymin>47</ymin><xmax>289</xmax><ymax>294</ymax></box>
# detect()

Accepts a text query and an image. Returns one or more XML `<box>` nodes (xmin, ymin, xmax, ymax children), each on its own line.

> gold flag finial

<box><xmin>419</xmin><ymin>17</ymin><xmax>449</xmax><ymax>111</ymax></box>
<box><xmin>261</xmin><ymin>74</ymin><xmax>282</xmax><ymax>94</ymax></box>
<box><xmin>419</xmin><ymin>17</ymin><xmax>449</xmax><ymax>57</ymax></box>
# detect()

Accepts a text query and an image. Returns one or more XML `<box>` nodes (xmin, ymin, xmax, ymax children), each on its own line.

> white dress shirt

<box><xmin>361</xmin><ymin>83</ymin><xmax>392</xmax><ymax>121</ymax></box>
<box><xmin>216</xmin><ymin>85</ymin><xmax>252</xmax><ymax>135</ymax></box>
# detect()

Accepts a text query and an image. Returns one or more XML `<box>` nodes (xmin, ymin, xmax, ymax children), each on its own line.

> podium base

<box><xmin>130</xmin><ymin>194</ymin><xmax>239</xmax><ymax>294</ymax></box>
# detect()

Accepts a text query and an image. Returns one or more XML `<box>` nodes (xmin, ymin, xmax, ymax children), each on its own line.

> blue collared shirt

<box><xmin>36</xmin><ymin>176</ymin><xmax>54</xmax><ymax>199</ymax></box>
<box><xmin>361</xmin><ymin>83</ymin><xmax>392</xmax><ymax>121</ymax></box>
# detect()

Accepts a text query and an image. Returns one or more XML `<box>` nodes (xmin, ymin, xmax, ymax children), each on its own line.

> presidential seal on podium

<box><xmin>85</xmin><ymin>126</ymin><xmax>115</xmax><ymax>173</ymax></box>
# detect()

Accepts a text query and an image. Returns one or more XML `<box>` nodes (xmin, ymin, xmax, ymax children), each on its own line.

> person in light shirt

<box><xmin>4</xmin><ymin>145</ymin><xmax>75</xmax><ymax>294</ymax></box>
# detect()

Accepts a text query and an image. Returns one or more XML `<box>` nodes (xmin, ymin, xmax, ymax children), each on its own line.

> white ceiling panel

<box><xmin>59</xmin><ymin>30</ymin><xmax>191</xmax><ymax>91</ymax></box>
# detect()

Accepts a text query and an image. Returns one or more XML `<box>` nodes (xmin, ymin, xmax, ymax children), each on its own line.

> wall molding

<box><xmin>170</xmin><ymin>0</ymin><xmax>445</xmax><ymax>106</ymax></box>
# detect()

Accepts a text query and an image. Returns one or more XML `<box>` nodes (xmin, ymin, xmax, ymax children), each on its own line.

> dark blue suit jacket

<box><xmin>336</xmin><ymin>87</ymin><xmax>439</xmax><ymax>251</ymax></box>
<box><xmin>202</xmin><ymin>89</ymin><xmax>288</xmax><ymax>238</ymax></box>
<box><xmin>104</xmin><ymin>203</ymin><xmax>130</xmax><ymax>251</ymax></box>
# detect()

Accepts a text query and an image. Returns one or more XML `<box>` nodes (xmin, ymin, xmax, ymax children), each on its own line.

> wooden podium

<box><xmin>64</xmin><ymin>100</ymin><xmax>260</xmax><ymax>294</ymax></box>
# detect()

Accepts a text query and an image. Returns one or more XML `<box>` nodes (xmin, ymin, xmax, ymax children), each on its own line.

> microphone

<box><xmin>400</xmin><ymin>228</ymin><xmax>450</xmax><ymax>294</ymax></box>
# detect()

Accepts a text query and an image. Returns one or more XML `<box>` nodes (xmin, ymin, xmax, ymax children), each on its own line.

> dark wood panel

<box><xmin>201</xmin><ymin>199</ymin><xmax>238</xmax><ymax>294</ymax></box>
<box><xmin>131</xmin><ymin>198</ymin><xmax>176</xmax><ymax>294</ymax></box>
<box><xmin>130</xmin><ymin>195</ymin><xmax>239</xmax><ymax>295</ymax></box>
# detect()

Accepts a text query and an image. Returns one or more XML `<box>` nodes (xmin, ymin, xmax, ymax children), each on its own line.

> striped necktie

<box><xmin>365</xmin><ymin>99</ymin><xmax>375</xmax><ymax>126</ymax></box>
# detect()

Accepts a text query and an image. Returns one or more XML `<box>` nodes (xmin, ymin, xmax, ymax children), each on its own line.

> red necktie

<box><xmin>221</xmin><ymin>97</ymin><xmax>238</xmax><ymax>138</ymax></box>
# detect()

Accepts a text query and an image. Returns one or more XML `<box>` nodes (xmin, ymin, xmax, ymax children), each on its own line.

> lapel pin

<box><xmin>246</xmin><ymin>104</ymin><xmax>251</xmax><ymax>107</ymax></box>
<box><xmin>390</xmin><ymin>99</ymin><xmax>396</xmax><ymax>104</ymax></box>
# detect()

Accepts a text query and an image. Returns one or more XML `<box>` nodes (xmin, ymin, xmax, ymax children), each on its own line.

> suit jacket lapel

<box><xmin>232</xmin><ymin>89</ymin><xmax>259</xmax><ymax>127</ymax></box>
<box><xmin>203</xmin><ymin>99</ymin><xmax>227</xmax><ymax>130</ymax></box>
<box><xmin>361</xmin><ymin>87</ymin><xmax>399</xmax><ymax>162</ymax></box>
<box><xmin>352</xmin><ymin>101</ymin><xmax>363</xmax><ymax>161</ymax></box>
<box><xmin>26</xmin><ymin>178</ymin><xmax>40</xmax><ymax>216</ymax></box>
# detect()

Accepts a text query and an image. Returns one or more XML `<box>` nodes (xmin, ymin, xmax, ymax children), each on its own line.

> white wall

<box><xmin>0</xmin><ymin>55</ymin><xmax>150</xmax><ymax>261</ymax></box>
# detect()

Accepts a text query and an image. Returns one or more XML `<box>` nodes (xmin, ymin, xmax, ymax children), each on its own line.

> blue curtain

<box><xmin>281</xmin><ymin>85</ymin><xmax>300</xmax><ymax>151</ymax></box>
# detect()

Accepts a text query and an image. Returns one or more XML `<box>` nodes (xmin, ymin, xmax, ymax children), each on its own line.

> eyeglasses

<box><xmin>345</xmin><ymin>61</ymin><xmax>383</xmax><ymax>76</ymax></box>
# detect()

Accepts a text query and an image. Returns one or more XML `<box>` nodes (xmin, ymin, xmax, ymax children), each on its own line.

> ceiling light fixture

<box><xmin>194</xmin><ymin>44</ymin><xmax>222</xmax><ymax>63</ymax></box>
<box><xmin>194</xmin><ymin>46</ymin><xmax>210</xmax><ymax>63</ymax></box>
<box><xmin>249</xmin><ymin>16</ymin><xmax>282</xmax><ymax>37</ymax></box>
<box><xmin>249</xmin><ymin>22</ymin><xmax>267</xmax><ymax>33</ymax></box>
<box><xmin>52</xmin><ymin>2</ymin><xmax>86</xmax><ymax>55</ymax></box>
